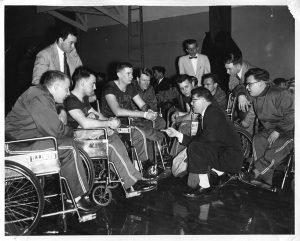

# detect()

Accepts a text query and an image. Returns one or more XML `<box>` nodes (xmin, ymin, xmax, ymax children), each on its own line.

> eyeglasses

<box><xmin>244</xmin><ymin>81</ymin><xmax>260</xmax><ymax>88</ymax></box>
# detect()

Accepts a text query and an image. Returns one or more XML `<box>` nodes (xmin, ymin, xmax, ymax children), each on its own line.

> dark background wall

<box><xmin>4</xmin><ymin>5</ymin><xmax>294</xmax><ymax>114</ymax></box>
<box><xmin>79</xmin><ymin>11</ymin><xmax>209</xmax><ymax>81</ymax></box>
<box><xmin>231</xmin><ymin>6</ymin><xmax>294</xmax><ymax>80</ymax></box>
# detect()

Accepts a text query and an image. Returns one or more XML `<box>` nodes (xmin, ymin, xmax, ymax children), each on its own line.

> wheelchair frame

<box><xmin>5</xmin><ymin>136</ymin><xmax>96</xmax><ymax>236</ymax></box>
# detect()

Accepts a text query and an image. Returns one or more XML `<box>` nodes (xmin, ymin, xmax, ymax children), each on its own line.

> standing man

<box><xmin>6</xmin><ymin>70</ymin><xmax>96</xmax><ymax>212</ymax></box>
<box><xmin>224</xmin><ymin>52</ymin><xmax>256</xmax><ymax>134</ymax></box>
<box><xmin>178</xmin><ymin>39</ymin><xmax>211</xmax><ymax>86</ymax></box>
<box><xmin>32</xmin><ymin>25</ymin><xmax>82</xmax><ymax>86</ymax></box>
<box><xmin>202</xmin><ymin>73</ymin><xmax>227</xmax><ymax>111</ymax></box>
<box><xmin>163</xmin><ymin>87</ymin><xmax>243</xmax><ymax>198</ymax></box>
<box><xmin>240</xmin><ymin>68</ymin><xmax>294</xmax><ymax>186</ymax></box>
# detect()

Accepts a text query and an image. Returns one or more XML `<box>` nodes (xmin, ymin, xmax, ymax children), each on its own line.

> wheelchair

<box><xmin>234</xmin><ymin>129</ymin><xmax>295</xmax><ymax>192</ymax></box>
<box><xmin>5</xmin><ymin>136</ymin><xmax>96</xmax><ymax>236</ymax></box>
<box><xmin>74</xmin><ymin>127</ymin><xmax>157</xmax><ymax>207</ymax></box>
<box><xmin>117</xmin><ymin>118</ymin><xmax>170</xmax><ymax>179</ymax></box>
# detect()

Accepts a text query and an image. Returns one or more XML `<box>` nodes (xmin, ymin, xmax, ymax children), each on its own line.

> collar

<box><xmin>237</xmin><ymin>66</ymin><xmax>243</xmax><ymax>79</ymax></box>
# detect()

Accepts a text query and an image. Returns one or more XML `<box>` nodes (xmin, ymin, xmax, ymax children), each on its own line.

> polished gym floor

<box><xmin>32</xmin><ymin>170</ymin><xmax>294</xmax><ymax>235</ymax></box>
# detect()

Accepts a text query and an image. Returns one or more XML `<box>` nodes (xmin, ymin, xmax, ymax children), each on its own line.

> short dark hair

<box><xmin>72</xmin><ymin>66</ymin><xmax>95</xmax><ymax>84</ymax></box>
<box><xmin>55</xmin><ymin>25</ymin><xmax>78</xmax><ymax>42</ymax></box>
<box><xmin>136</xmin><ymin>67</ymin><xmax>152</xmax><ymax>78</ymax></box>
<box><xmin>244</xmin><ymin>68</ymin><xmax>270</xmax><ymax>82</ymax></box>
<box><xmin>152</xmin><ymin>66</ymin><xmax>166</xmax><ymax>75</ymax></box>
<box><xmin>183</xmin><ymin>39</ymin><xmax>198</xmax><ymax>49</ymax></box>
<box><xmin>224</xmin><ymin>52</ymin><xmax>243</xmax><ymax>65</ymax></box>
<box><xmin>176</xmin><ymin>74</ymin><xmax>198</xmax><ymax>86</ymax></box>
<box><xmin>202</xmin><ymin>73</ymin><xmax>219</xmax><ymax>85</ymax></box>
<box><xmin>273</xmin><ymin>78</ymin><xmax>287</xmax><ymax>86</ymax></box>
<box><xmin>191</xmin><ymin>87</ymin><xmax>214</xmax><ymax>103</ymax></box>
<box><xmin>40</xmin><ymin>70</ymin><xmax>69</xmax><ymax>88</ymax></box>
<box><xmin>116</xmin><ymin>62</ymin><xmax>133</xmax><ymax>73</ymax></box>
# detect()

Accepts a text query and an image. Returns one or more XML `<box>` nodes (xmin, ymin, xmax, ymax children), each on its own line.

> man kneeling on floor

<box><xmin>64</xmin><ymin>66</ymin><xmax>156</xmax><ymax>195</ymax></box>
<box><xmin>163</xmin><ymin>87</ymin><xmax>243</xmax><ymax>198</ymax></box>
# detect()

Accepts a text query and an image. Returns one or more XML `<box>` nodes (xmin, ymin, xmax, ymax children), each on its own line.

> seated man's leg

<box><xmin>57</xmin><ymin>138</ymin><xmax>89</xmax><ymax>198</ymax></box>
<box><xmin>153</xmin><ymin>116</ymin><xmax>166</xmax><ymax>130</ymax></box>
<box><xmin>253</xmin><ymin>131</ymin><xmax>269</xmax><ymax>162</ymax></box>
<box><xmin>254</xmin><ymin>136</ymin><xmax>293</xmax><ymax>184</ymax></box>
<box><xmin>131</xmin><ymin>127</ymin><xmax>148</xmax><ymax>162</ymax></box>
<box><xmin>108</xmin><ymin>133</ymin><xmax>142</xmax><ymax>189</ymax></box>
<box><xmin>170</xmin><ymin>120</ymin><xmax>191</xmax><ymax>157</ymax></box>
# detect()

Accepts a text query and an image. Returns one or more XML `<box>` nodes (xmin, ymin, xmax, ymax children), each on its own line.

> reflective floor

<box><xmin>31</xmin><ymin>171</ymin><xmax>294</xmax><ymax>235</ymax></box>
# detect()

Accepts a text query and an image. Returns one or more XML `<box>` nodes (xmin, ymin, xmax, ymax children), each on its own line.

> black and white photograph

<box><xmin>1</xmin><ymin>0</ymin><xmax>298</xmax><ymax>238</ymax></box>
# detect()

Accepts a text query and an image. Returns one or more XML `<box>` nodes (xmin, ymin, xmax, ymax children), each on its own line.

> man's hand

<box><xmin>108</xmin><ymin>117</ymin><xmax>121</xmax><ymax>129</ymax></box>
<box><xmin>171</xmin><ymin>111</ymin><xmax>180</xmax><ymax>122</ymax></box>
<box><xmin>238</xmin><ymin>95</ymin><xmax>250</xmax><ymax>112</ymax></box>
<box><xmin>268</xmin><ymin>131</ymin><xmax>280</xmax><ymax>147</ymax></box>
<box><xmin>58</xmin><ymin>109</ymin><xmax>67</xmax><ymax>125</ymax></box>
<box><xmin>144</xmin><ymin>110</ymin><xmax>158</xmax><ymax>121</ymax></box>
<box><xmin>161</xmin><ymin>127</ymin><xmax>181</xmax><ymax>138</ymax></box>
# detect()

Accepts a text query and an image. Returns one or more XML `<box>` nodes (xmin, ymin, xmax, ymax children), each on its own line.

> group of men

<box><xmin>5</xmin><ymin>25</ymin><xmax>294</xmax><ymax>208</ymax></box>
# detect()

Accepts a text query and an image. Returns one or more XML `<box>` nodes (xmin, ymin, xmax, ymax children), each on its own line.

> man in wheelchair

<box><xmin>5</xmin><ymin>70</ymin><xmax>97</xmax><ymax>213</ymax></box>
<box><xmin>239</xmin><ymin>68</ymin><xmax>294</xmax><ymax>186</ymax></box>
<box><xmin>100</xmin><ymin>62</ymin><xmax>166</xmax><ymax>176</ymax></box>
<box><xmin>64</xmin><ymin>66</ymin><xmax>156</xmax><ymax>194</ymax></box>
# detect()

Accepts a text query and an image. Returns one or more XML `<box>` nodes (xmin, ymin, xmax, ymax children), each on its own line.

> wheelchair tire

<box><xmin>5</xmin><ymin>160</ymin><xmax>44</xmax><ymax>235</ymax></box>
<box><xmin>78</xmin><ymin>147</ymin><xmax>95</xmax><ymax>195</ymax></box>
<box><xmin>234</xmin><ymin>125</ymin><xmax>253</xmax><ymax>160</ymax></box>
<box><xmin>91</xmin><ymin>185</ymin><xmax>112</xmax><ymax>207</ymax></box>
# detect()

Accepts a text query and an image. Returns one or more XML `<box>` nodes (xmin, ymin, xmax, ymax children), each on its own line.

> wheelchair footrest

<box><xmin>125</xmin><ymin>191</ymin><xmax>142</xmax><ymax>198</ymax></box>
<box><xmin>78</xmin><ymin>213</ymin><xmax>96</xmax><ymax>222</ymax></box>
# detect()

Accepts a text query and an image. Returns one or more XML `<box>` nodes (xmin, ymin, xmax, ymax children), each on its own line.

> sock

<box><xmin>66</xmin><ymin>196</ymin><xmax>81</xmax><ymax>203</ymax></box>
<box><xmin>199</xmin><ymin>174</ymin><xmax>210</xmax><ymax>188</ymax></box>
<box><xmin>211</xmin><ymin>168</ymin><xmax>224</xmax><ymax>176</ymax></box>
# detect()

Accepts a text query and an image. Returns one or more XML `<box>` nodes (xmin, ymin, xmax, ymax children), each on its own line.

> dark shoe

<box><xmin>239</xmin><ymin>171</ymin><xmax>254</xmax><ymax>183</ymax></box>
<box><xmin>209</xmin><ymin>171</ymin><xmax>220</xmax><ymax>187</ymax></box>
<box><xmin>142</xmin><ymin>160</ymin><xmax>154</xmax><ymax>171</ymax></box>
<box><xmin>131</xmin><ymin>180</ymin><xmax>157</xmax><ymax>192</ymax></box>
<box><xmin>76</xmin><ymin>198</ymin><xmax>98</xmax><ymax>213</ymax></box>
<box><xmin>218</xmin><ymin>173</ymin><xmax>231</xmax><ymax>186</ymax></box>
<box><xmin>183</xmin><ymin>186</ymin><xmax>213</xmax><ymax>198</ymax></box>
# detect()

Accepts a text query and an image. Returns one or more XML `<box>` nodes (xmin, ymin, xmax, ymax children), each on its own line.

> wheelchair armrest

<box><xmin>73</xmin><ymin>127</ymin><xmax>108</xmax><ymax>140</ymax></box>
<box><xmin>5</xmin><ymin>136</ymin><xmax>58</xmax><ymax>154</ymax></box>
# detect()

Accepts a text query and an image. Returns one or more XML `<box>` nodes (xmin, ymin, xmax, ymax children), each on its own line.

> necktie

<box><xmin>236</xmin><ymin>74</ymin><xmax>242</xmax><ymax>84</ymax></box>
<box><xmin>64</xmin><ymin>52</ymin><xmax>71</xmax><ymax>78</ymax></box>
<box><xmin>189</xmin><ymin>56</ymin><xmax>197</xmax><ymax>59</ymax></box>
<box><xmin>198</xmin><ymin>114</ymin><xmax>203</xmax><ymax>130</ymax></box>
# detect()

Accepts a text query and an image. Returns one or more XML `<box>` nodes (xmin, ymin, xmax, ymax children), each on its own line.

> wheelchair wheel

<box><xmin>90</xmin><ymin>185</ymin><xmax>112</xmax><ymax>207</ymax></box>
<box><xmin>5</xmin><ymin>160</ymin><xmax>44</xmax><ymax>235</ymax></box>
<box><xmin>78</xmin><ymin>147</ymin><xmax>95</xmax><ymax>195</ymax></box>
<box><xmin>235</xmin><ymin>125</ymin><xmax>253</xmax><ymax>159</ymax></box>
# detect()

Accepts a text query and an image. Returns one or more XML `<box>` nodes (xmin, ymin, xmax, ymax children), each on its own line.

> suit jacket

<box><xmin>151</xmin><ymin>77</ymin><xmax>173</xmax><ymax>93</ymax></box>
<box><xmin>178</xmin><ymin>53</ymin><xmax>211</xmax><ymax>86</ymax></box>
<box><xmin>182</xmin><ymin>104</ymin><xmax>243</xmax><ymax>173</ymax></box>
<box><xmin>229</xmin><ymin>61</ymin><xmax>255</xmax><ymax>97</ymax></box>
<box><xmin>32</xmin><ymin>43</ymin><xmax>82</xmax><ymax>85</ymax></box>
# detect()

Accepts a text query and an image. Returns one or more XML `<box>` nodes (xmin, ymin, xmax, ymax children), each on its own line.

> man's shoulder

<box><xmin>37</xmin><ymin>43</ymin><xmax>56</xmax><ymax>56</ymax></box>
<box><xmin>197</xmin><ymin>53</ymin><xmax>209</xmax><ymax>59</ymax></box>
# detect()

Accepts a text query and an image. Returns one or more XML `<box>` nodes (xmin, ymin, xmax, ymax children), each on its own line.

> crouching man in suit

<box><xmin>163</xmin><ymin>87</ymin><xmax>243</xmax><ymax>198</ymax></box>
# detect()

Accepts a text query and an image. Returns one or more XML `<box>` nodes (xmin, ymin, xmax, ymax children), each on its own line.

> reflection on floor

<box><xmin>32</xmin><ymin>174</ymin><xmax>294</xmax><ymax>235</ymax></box>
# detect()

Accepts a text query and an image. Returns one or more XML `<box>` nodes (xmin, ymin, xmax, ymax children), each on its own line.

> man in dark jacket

<box><xmin>240</xmin><ymin>68</ymin><xmax>294</xmax><ymax>185</ymax></box>
<box><xmin>6</xmin><ymin>70</ymin><xmax>96</xmax><ymax>212</ymax></box>
<box><xmin>163</xmin><ymin>87</ymin><xmax>243</xmax><ymax>198</ymax></box>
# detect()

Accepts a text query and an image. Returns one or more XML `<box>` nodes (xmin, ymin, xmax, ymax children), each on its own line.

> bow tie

<box><xmin>189</xmin><ymin>56</ymin><xmax>197</xmax><ymax>59</ymax></box>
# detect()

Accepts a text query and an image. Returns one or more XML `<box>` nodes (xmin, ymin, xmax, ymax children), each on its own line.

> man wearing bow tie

<box><xmin>163</xmin><ymin>87</ymin><xmax>243</xmax><ymax>198</ymax></box>
<box><xmin>178</xmin><ymin>39</ymin><xmax>211</xmax><ymax>86</ymax></box>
